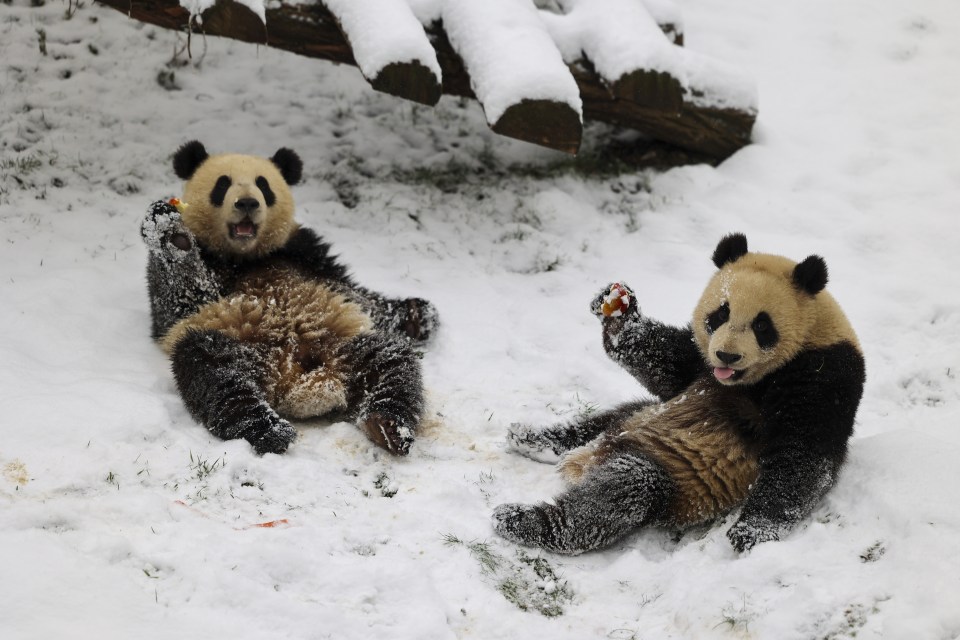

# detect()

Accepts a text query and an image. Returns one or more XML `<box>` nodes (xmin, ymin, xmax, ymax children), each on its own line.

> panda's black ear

<box><xmin>173</xmin><ymin>140</ymin><xmax>209</xmax><ymax>180</ymax></box>
<box><xmin>271</xmin><ymin>148</ymin><xmax>303</xmax><ymax>185</ymax></box>
<box><xmin>793</xmin><ymin>255</ymin><xmax>828</xmax><ymax>295</ymax></box>
<box><xmin>712</xmin><ymin>233</ymin><xmax>748</xmax><ymax>269</ymax></box>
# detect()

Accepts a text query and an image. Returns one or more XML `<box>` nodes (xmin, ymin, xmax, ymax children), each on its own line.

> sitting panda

<box><xmin>140</xmin><ymin>141</ymin><xmax>438</xmax><ymax>456</ymax></box>
<box><xmin>493</xmin><ymin>233</ymin><xmax>865</xmax><ymax>554</ymax></box>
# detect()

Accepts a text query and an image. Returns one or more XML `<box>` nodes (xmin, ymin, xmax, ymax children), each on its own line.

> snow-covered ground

<box><xmin>2</xmin><ymin>0</ymin><xmax>959</xmax><ymax>638</ymax></box>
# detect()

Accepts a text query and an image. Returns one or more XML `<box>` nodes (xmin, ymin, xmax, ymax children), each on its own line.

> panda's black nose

<box><xmin>235</xmin><ymin>197</ymin><xmax>260</xmax><ymax>214</ymax></box>
<box><xmin>716</xmin><ymin>350</ymin><xmax>742</xmax><ymax>365</ymax></box>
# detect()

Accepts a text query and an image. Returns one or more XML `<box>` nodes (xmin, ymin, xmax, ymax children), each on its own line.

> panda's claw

<box><xmin>360</xmin><ymin>412</ymin><xmax>414</xmax><ymax>456</ymax></box>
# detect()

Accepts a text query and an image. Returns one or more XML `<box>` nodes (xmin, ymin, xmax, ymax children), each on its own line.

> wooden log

<box><xmin>94</xmin><ymin>0</ymin><xmax>755</xmax><ymax>162</ymax></box>
<box><xmin>492</xmin><ymin>99</ymin><xmax>582</xmax><ymax>155</ymax></box>
<box><xmin>441</xmin><ymin>0</ymin><xmax>583</xmax><ymax>153</ymax></box>
<box><xmin>322</xmin><ymin>0</ymin><xmax>442</xmax><ymax>106</ymax></box>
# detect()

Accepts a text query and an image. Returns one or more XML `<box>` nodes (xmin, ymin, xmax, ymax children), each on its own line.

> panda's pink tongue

<box><xmin>714</xmin><ymin>367</ymin><xmax>736</xmax><ymax>380</ymax></box>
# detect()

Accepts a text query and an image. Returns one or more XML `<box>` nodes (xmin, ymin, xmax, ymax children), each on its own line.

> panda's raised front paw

<box><xmin>726</xmin><ymin>518</ymin><xmax>780</xmax><ymax>553</ymax></box>
<box><xmin>359</xmin><ymin>412</ymin><xmax>415</xmax><ymax>456</ymax></box>
<box><xmin>400</xmin><ymin>297</ymin><xmax>439</xmax><ymax>344</ymax></box>
<box><xmin>141</xmin><ymin>200</ymin><xmax>196</xmax><ymax>256</ymax></box>
<box><xmin>506</xmin><ymin>423</ymin><xmax>563</xmax><ymax>463</ymax></box>
<box><xmin>590</xmin><ymin>282</ymin><xmax>639</xmax><ymax>320</ymax></box>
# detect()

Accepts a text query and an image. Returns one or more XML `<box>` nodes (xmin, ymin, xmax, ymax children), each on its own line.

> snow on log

<box><xmin>638</xmin><ymin>0</ymin><xmax>684</xmax><ymax>46</ymax></box>
<box><xmin>541</xmin><ymin>0</ymin><xmax>685</xmax><ymax>113</ymax></box>
<box><xmin>441</xmin><ymin>0</ymin><xmax>583</xmax><ymax>154</ymax></box>
<box><xmin>93</xmin><ymin>0</ymin><xmax>756</xmax><ymax>163</ymax></box>
<box><xmin>321</xmin><ymin>0</ymin><xmax>442</xmax><ymax>106</ymax></box>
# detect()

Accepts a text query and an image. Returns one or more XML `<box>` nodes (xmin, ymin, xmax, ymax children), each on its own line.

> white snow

<box><xmin>639</xmin><ymin>0</ymin><xmax>684</xmax><ymax>37</ymax></box>
<box><xmin>2</xmin><ymin>0</ymin><xmax>960</xmax><ymax>638</ymax></box>
<box><xmin>442</xmin><ymin>0</ymin><xmax>583</xmax><ymax>125</ymax></box>
<box><xmin>323</xmin><ymin>0</ymin><xmax>442</xmax><ymax>81</ymax></box>
<box><xmin>406</xmin><ymin>0</ymin><xmax>442</xmax><ymax>26</ymax></box>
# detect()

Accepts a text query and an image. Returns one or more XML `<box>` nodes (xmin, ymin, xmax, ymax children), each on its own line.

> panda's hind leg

<box><xmin>493</xmin><ymin>449</ymin><xmax>675</xmax><ymax>554</ymax></box>
<box><xmin>341</xmin><ymin>332</ymin><xmax>424</xmax><ymax>456</ymax></box>
<box><xmin>507</xmin><ymin>400</ymin><xmax>653</xmax><ymax>463</ymax></box>
<box><xmin>171</xmin><ymin>329</ymin><xmax>297</xmax><ymax>455</ymax></box>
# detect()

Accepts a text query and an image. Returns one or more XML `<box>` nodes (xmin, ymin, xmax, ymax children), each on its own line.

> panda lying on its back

<box><xmin>141</xmin><ymin>141</ymin><xmax>438</xmax><ymax>456</ymax></box>
<box><xmin>494</xmin><ymin>234</ymin><xmax>865</xmax><ymax>554</ymax></box>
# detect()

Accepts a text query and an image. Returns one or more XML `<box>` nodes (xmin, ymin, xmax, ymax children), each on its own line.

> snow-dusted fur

<box><xmin>494</xmin><ymin>234</ymin><xmax>865</xmax><ymax>554</ymax></box>
<box><xmin>141</xmin><ymin>142</ymin><xmax>439</xmax><ymax>455</ymax></box>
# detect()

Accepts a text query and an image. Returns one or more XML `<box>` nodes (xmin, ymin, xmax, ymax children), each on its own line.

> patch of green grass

<box><xmin>1</xmin><ymin>153</ymin><xmax>45</xmax><ymax>175</ymax></box>
<box><xmin>443</xmin><ymin>535</ymin><xmax>574</xmax><ymax>617</ymax></box>
<box><xmin>716</xmin><ymin>595</ymin><xmax>758</xmax><ymax>634</ymax></box>
<box><xmin>189</xmin><ymin>450</ymin><xmax>225</xmax><ymax>481</ymax></box>
<box><xmin>548</xmin><ymin>392</ymin><xmax>600</xmax><ymax>420</ymax></box>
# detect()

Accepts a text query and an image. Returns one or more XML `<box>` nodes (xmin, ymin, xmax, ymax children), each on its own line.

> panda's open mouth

<box><xmin>229</xmin><ymin>218</ymin><xmax>258</xmax><ymax>241</ymax></box>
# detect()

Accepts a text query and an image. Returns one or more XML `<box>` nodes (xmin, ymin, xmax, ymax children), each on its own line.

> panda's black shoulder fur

<box><xmin>273</xmin><ymin>226</ymin><xmax>353</xmax><ymax>284</ymax></box>
<box><xmin>744</xmin><ymin>340</ymin><xmax>865</xmax><ymax>456</ymax></box>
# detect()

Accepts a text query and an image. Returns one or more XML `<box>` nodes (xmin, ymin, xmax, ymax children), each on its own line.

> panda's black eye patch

<box><xmin>706</xmin><ymin>302</ymin><xmax>730</xmax><ymax>334</ymax></box>
<box><xmin>210</xmin><ymin>175</ymin><xmax>232</xmax><ymax>207</ymax></box>
<box><xmin>752</xmin><ymin>312</ymin><xmax>779</xmax><ymax>349</ymax></box>
<box><xmin>255</xmin><ymin>176</ymin><xmax>276</xmax><ymax>207</ymax></box>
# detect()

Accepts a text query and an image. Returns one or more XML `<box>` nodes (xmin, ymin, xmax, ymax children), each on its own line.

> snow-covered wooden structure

<box><xmin>96</xmin><ymin>0</ymin><xmax>757</xmax><ymax>164</ymax></box>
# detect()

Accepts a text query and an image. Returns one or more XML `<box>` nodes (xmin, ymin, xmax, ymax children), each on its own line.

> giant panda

<box><xmin>140</xmin><ymin>141</ymin><xmax>438</xmax><ymax>456</ymax></box>
<box><xmin>493</xmin><ymin>233</ymin><xmax>865</xmax><ymax>554</ymax></box>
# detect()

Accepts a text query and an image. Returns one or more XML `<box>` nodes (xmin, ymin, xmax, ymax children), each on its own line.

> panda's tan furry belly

<box><xmin>560</xmin><ymin>383</ymin><xmax>760</xmax><ymax>527</ymax></box>
<box><xmin>162</xmin><ymin>266</ymin><xmax>372</xmax><ymax>419</ymax></box>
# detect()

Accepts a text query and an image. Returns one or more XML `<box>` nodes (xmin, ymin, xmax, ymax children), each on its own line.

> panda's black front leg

<box><xmin>341</xmin><ymin>332</ymin><xmax>425</xmax><ymax>455</ymax></box>
<box><xmin>351</xmin><ymin>287</ymin><xmax>440</xmax><ymax>345</ymax></box>
<box><xmin>141</xmin><ymin>201</ymin><xmax>220</xmax><ymax>339</ymax></box>
<box><xmin>591</xmin><ymin>282</ymin><xmax>703</xmax><ymax>401</ymax></box>
<box><xmin>170</xmin><ymin>329</ymin><xmax>297</xmax><ymax>455</ymax></box>
<box><xmin>727</xmin><ymin>446</ymin><xmax>842</xmax><ymax>552</ymax></box>
<box><xmin>493</xmin><ymin>451</ymin><xmax>675</xmax><ymax>554</ymax></box>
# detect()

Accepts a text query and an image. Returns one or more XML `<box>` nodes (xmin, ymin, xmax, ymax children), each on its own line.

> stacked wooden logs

<box><xmin>95</xmin><ymin>0</ymin><xmax>757</xmax><ymax>163</ymax></box>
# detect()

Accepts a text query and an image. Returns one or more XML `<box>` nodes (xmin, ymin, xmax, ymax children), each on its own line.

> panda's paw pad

<box><xmin>142</xmin><ymin>200</ymin><xmax>194</xmax><ymax>255</ymax></box>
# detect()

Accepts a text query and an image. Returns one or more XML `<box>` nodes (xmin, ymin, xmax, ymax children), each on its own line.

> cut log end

<box><xmin>196</xmin><ymin>0</ymin><xmax>267</xmax><ymax>43</ymax></box>
<box><xmin>491</xmin><ymin>99</ymin><xmax>582</xmax><ymax>155</ymax></box>
<box><xmin>611</xmin><ymin>69</ymin><xmax>684</xmax><ymax>115</ymax></box>
<box><xmin>370</xmin><ymin>61</ymin><xmax>442</xmax><ymax>107</ymax></box>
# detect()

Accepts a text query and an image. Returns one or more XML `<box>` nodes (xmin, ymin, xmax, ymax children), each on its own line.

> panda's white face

<box><xmin>693</xmin><ymin>254</ymin><xmax>815</xmax><ymax>386</ymax></box>
<box><xmin>180</xmin><ymin>154</ymin><xmax>297</xmax><ymax>258</ymax></box>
